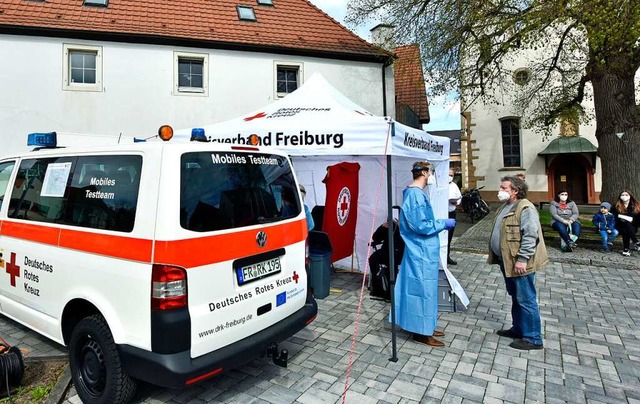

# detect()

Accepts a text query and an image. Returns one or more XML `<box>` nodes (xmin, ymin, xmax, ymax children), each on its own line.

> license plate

<box><xmin>236</xmin><ymin>257</ymin><xmax>281</xmax><ymax>285</ymax></box>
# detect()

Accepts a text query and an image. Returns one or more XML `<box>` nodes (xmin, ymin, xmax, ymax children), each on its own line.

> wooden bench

<box><xmin>542</xmin><ymin>222</ymin><xmax>620</xmax><ymax>251</ymax></box>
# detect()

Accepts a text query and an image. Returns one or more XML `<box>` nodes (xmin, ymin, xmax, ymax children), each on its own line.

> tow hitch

<box><xmin>266</xmin><ymin>343</ymin><xmax>288</xmax><ymax>368</ymax></box>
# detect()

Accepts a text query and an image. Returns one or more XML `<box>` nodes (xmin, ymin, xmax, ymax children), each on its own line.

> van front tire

<box><xmin>69</xmin><ymin>314</ymin><xmax>137</xmax><ymax>404</ymax></box>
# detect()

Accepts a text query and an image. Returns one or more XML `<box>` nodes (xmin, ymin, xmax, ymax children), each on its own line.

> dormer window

<box><xmin>83</xmin><ymin>0</ymin><xmax>108</xmax><ymax>6</ymax></box>
<box><xmin>237</xmin><ymin>6</ymin><xmax>256</xmax><ymax>21</ymax></box>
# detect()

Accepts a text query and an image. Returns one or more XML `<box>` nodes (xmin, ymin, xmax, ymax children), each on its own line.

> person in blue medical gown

<box><xmin>392</xmin><ymin>161</ymin><xmax>455</xmax><ymax>347</ymax></box>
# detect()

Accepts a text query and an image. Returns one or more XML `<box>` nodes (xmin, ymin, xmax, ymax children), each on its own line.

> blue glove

<box><xmin>445</xmin><ymin>218</ymin><xmax>456</xmax><ymax>230</ymax></box>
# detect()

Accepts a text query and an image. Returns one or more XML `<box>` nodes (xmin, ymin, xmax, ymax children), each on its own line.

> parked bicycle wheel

<box><xmin>470</xmin><ymin>202</ymin><xmax>485</xmax><ymax>221</ymax></box>
<box><xmin>479</xmin><ymin>199</ymin><xmax>490</xmax><ymax>217</ymax></box>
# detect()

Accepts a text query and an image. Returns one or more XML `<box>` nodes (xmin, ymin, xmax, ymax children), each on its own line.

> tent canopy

<box><xmin>174</xmin><ymin>72</ymin><xmax>450</xmax><ymax>161</ymax></box>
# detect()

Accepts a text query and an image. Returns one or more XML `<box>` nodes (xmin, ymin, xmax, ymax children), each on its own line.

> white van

<box><xmin>0</xmin><ymin>130</ymin><xmax>317</xmax><ymax>403</ymax></box>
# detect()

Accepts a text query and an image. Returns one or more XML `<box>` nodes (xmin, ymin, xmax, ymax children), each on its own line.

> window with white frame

<box><xmin>63</xmin><ymin>44</ymin><xmax>103</xmax><ymax>92</ymax></box>
<box><xmin>274</xmin><ymin>62</ymin><xmax>302</xmax><ymax>98</ymax></box>
<box><xmin>237</xmin><ymin>5</ymin><xmax>257</xmax><ymax>21</ymax></box>
<box><xmin>174</xmin><ymin>52</ymin><xmax>208</xmax><ymax>96</ymax></box>
<box><xmin>500</xmin><ymin>117</ymin><xmax>522</xmax><ymax>167</ymax></box>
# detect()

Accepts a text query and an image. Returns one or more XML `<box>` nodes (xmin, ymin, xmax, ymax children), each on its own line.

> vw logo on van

<box><xmin>256</xmin><ymin>231</ymin><xmax>267</xmax><ymax>248</ymax></box>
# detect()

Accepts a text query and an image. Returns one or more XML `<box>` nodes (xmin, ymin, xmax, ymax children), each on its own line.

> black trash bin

<box><xmin>307</xmin><ymin>230</ymin><xmax>333</xmax><ymax>299</ymax></box>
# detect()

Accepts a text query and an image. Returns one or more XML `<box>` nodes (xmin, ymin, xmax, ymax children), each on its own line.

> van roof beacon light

<box><xmin>27</xmin><ymin>132</ymin><xmax>57</xmax><ymax>148</ymax></box>
<box><xmin>158</xmin><ymin>125</ymin><xmax>174</xmax><ymax>141</ymax></box>
<box><xmin>191</xmin><ymin>128</ymin><xmax>207</xmax><ymax>142</ymax></box>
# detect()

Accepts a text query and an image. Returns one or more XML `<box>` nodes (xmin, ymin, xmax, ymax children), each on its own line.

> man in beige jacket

<box><xmin>488</xmin><ymin>176</ymin><xmax>548</xmax><ymax>350</ymax></box>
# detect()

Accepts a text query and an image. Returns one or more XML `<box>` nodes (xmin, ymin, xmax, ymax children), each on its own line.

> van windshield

<box><xmin>180</xmin><ymin>152</ymin><xmax>301</xmax><ymax>232</ymax></box>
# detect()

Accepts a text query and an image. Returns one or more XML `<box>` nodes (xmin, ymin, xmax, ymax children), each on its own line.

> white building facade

<box><xmin>0</xmin><ymin>1</ymin><xmax>394</xmax><ymax>155</ymax></box>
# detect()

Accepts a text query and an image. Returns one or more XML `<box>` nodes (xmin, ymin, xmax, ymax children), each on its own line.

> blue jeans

<box><xmin>599</xmin><ymin>229</ymin><xmax>618</xmax><ymax>250</ymax></box>
<box><xmin>551</xmin><ymin>221</ymin><xmax>581</xmax><ymax>244</ymax></box>
<box><xmin>499</xmin><ymin>261</ymin><xmax>543</xmax><ymax>345</ymax></box>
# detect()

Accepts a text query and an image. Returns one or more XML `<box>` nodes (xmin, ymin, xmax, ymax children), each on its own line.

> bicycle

<box><xmin>461</xmin><ymin>186</ymin><xmax>491</xmax><ymax>223</ymax></box>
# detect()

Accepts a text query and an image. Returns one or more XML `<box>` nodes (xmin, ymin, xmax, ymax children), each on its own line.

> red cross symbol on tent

<box><xmin>337</xmin><ymin>187</ymin><xmax>351</xmax><ymax>226</ymax></box>
<box><xmin>340</xmin><ymin>195</ymin><xmax>349</xmax><ymax>216</ymax></box>
<box><xmin>5</xmin><ymin>252</ymin><xmax>20</xmax><ymax>287</ymax></box>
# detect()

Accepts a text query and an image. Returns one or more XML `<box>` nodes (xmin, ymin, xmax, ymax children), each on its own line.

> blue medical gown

<box><xmin>304</xmin><ymin>204</ymin><xmax>315</xmax><ymax>231</ymax></box>
<box><xmin>391</xmin><ymin>187</ymin><xmax>446</xmax><ymax>335</ymax></box>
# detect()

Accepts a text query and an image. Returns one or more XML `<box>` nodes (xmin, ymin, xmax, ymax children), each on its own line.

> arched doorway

<box><xmin>547</xmin><ymin>154</ymin><xmax>593</xmax><ymax>204</ymax></box>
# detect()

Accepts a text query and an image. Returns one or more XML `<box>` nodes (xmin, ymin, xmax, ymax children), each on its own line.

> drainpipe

<box><xmin>382</xmin><ymin>64</ymin><xmax>387</xmax><ymax>116</ymax></box>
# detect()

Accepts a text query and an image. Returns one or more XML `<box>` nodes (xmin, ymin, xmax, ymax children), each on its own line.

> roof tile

<box><xmin>0</xmin><ymin>0</ymin><xmax>387</xmax><ymax>58</ymax></box>
<box><xmin>394</xmin><ymin>44</ymin><xmax>429</xmax><ymax>123</ymax></box>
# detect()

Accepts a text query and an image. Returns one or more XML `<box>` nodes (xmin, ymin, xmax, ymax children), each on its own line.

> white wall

<box><xmin>461</xmin><ymin>42</ymin><xmax>603</xmax><ymax>196</ymax></box>
<box><xmin>0</xmin><ymin>35</ymin><xmax>391</xmax><ymax>155</ymax></box>
<box><xmin>468</xmin><ymin>99</ymin><xmax>600</xmax><ymax>194</ymax></box>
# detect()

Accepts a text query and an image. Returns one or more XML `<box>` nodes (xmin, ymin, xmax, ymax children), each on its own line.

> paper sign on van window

<box><xmin>41</xmin><ymin>162</ymin><xmax>72</xmax><ymax>197</ymax></box>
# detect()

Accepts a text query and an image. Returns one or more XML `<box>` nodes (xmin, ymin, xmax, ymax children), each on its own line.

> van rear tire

<box><xmin>69</xmin><ymin>314</ymin><xmax>137</xmax><ymax>404</ymax></box>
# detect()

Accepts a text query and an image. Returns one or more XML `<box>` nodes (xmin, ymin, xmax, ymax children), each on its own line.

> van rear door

<box><xmin>176</xmin><ymin>150</ymin><xmax>308</xmax><ymax>358</ymax></box>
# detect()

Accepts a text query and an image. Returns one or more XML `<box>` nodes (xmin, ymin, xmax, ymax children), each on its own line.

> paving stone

<box><xmin>446</xmin><ymin>379</ymin><xmax>486</xmax><ymax>401</ymax></box>
<box><xmin>364</xmin><ymin>387</ymin><xmax>402</xmax><ymax>403</ymax></box>
<box><xmin>387</xmin><ymin>379</ymin><xmax>426</xmax><ymax>402</ymax></box>
<box><xmin>577</xmin><ymin>342</ymin><xmax>611</xmax><ymax>356</ymax></box>
<box><xmin>546</xmin><ymin>381</ymin><xmax>587</xmax><ymax>403</ymax></box>
<box><xmin>296</xmin><ymin>388</ymin><xmax>340</xmax><ymax>404</ymax></box>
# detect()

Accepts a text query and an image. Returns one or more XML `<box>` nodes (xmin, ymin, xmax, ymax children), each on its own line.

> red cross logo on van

<box><xmin>5</xmin><ymin>252</ymin><xmax>20</xmax><ymax>287</ymax></box>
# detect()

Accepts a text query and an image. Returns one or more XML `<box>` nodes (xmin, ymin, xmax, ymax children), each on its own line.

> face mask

<box><xmin>621</xmin><ymin>195</ymin><xmax>630</xmax><ymax>202</ymax></box>
<box><xmin>497</xmin><ymin>190</ymin><xmax>510</xmax><ymax>202</ymax></box>
<box><xmin>448</xmin><ymin>176</ymin><xmax>454</xmax><ymax>183</ymax></box>
<box><xmin>427</xmin><ymin>176</ymin><xmax>436</xmax><ymax>185</ymax></box>
<box><xmin>559</xmin><ymin>195</ymin><xmax>568</xmax><ymax>202</ymax></box>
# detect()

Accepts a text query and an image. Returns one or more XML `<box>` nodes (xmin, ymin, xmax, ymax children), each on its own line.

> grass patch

<box><xmin>0</xmin><ymin>360</ymin><xmax>67</xmax><ymax>404</ymax></box>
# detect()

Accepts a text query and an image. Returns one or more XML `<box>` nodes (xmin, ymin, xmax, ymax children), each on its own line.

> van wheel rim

<box><xmin>79</xmin><ymin>338</ymin><xmax>106</xmax><ymax>395</ymax></box>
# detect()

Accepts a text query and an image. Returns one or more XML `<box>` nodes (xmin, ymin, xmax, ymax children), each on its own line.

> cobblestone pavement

<box><xmin>1</xmin><ymin>213</ymin><xmax>639</xmax><ymax>403</ymax></box>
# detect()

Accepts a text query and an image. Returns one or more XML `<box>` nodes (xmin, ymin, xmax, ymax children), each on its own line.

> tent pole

<box><xmin>387</xmin><ymin>152</ymin><xmax>398</xmax><ymax>362</ymax></box>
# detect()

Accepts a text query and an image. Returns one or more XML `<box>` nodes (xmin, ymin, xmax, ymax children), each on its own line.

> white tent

<box><xmin>174</xmin><ymin>73</ymin><xmax>469</xmax><ymax>309</ymax></box>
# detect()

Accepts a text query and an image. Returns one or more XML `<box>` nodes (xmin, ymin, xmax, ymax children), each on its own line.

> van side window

<box><xmin>9</xmin><ymin>155</ymin><xmax>142</xmax><ymax>232</ymax></box>
<box><xmin>0</xmin><ymin>161</ymin><xmax>16</xmax><ymax>211</ymax></box>
<box><xmin>8</xmin><ymin>157</ymin><xmax>75</xmax><ymax>222</ymax></box>
<box><xmin>180</xmin><ymin>152</ymin><xmax>301</xmax><ymax>231</ymax></box>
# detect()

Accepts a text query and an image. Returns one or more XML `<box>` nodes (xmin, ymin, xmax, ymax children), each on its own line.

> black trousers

<box><xmin>447</xmin><ymin>210</ymin><xmax>456</xmax><ymax>259</ymax></box>
<box><xmin>617</xmin><ymin>220</ymin><xmax>639</xmax><ymax>249</ymax></box>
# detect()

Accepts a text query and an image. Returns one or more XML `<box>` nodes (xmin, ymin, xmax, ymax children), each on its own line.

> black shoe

<box><xmin>509</xmin><ymin>339</ymin><xmax>543</xmax><ymax>350</ymax></box>
<box><xmin>447</xmin><ymin>258</ymin><xmax>457</xmax><ymax>265</ymax></box>
<box><xmin>496</xmin><ymin>329</ymin><xmax>521</xmax><ymax>339</ymax></box>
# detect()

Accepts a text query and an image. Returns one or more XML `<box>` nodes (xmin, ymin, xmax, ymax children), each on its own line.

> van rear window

<box><xmin>9</xmin><ymin>155</ymin><xmax>142</xmax><ymax>232</ymax></box>
<box><xmin>180</xmin><ymin>152</ymin><xmax>301</xmax><ymax>231</ymax></box>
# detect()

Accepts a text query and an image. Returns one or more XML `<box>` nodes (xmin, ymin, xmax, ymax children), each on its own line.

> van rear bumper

<box><xmin>118</xmin><ymin>299</ymin><xmax>317</xmax><ymax>388</ymax></box>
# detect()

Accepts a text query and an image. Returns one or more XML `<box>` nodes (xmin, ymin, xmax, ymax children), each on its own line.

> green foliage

<box><xmin>345</xmin><ymin>0</ymin><xmax>640</xmax><ymax>133</ymax></box>
<box><xmin>30</xmin><ymin>384</ymin><xmax>53</xmax><ymax>401</ymax></box>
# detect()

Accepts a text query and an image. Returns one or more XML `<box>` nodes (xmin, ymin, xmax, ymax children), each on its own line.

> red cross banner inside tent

<box><xmin>322</xmin><ymin>162</ymin><xmax>360</xmax><ymax>262</ymax></box>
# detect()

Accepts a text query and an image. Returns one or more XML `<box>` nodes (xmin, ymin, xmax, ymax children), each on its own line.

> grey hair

<box><xmin>501</xmin><ymin>176</ymin><xmax>528</xmax><ymax>199</ymax></box>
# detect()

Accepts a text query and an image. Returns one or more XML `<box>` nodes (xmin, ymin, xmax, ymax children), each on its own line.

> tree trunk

<box><xmin>591</xmin><ymin>65</ymin><xmax>640</xmax><ymax>204</ymax></box>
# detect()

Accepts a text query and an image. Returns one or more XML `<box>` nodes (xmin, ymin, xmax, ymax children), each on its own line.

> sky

<box><xmin>308</xmin><ymin>0</ymin><xmax>461</xmax><ymax>131</ymax></box>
